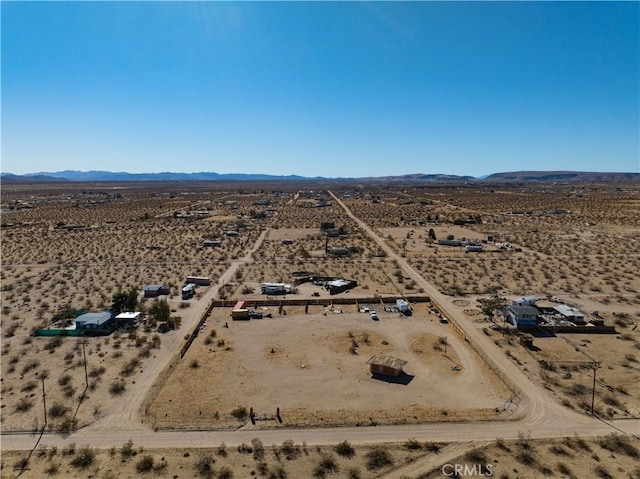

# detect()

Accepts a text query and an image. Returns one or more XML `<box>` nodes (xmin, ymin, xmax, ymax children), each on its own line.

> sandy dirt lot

<box><xmin>148</xmin><ymin>304</ymin><xmax>509</xmax><ymax>429</ymax></box>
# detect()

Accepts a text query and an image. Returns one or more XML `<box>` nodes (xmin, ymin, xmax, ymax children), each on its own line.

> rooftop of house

<box><xmin>76</xmin><ymin>312</ymin><xmax>113</xmax><ymax>325</ymax></box>
<box><xmin>507</xmin><ymin>305</ymin><xmax>539</xmax><ymax>315</ymax></box>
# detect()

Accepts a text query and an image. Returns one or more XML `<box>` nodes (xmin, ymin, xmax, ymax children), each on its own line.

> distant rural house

<box><xmin>465</xmin><ymin>245</ymin><xmax>483</xmax><ymax>252</ymax></box>
<box><xmin>554</xmin><ymin>305</ymin><xmax>586</xmax><ymax>324</ymax></box>
<box><xmin>281</xmin><ymin>239</ymin><xmax>294</xmax><ymax>245</ymax></box>
<box><xmin>224</xmin><ymin>230</ymin><xmax>239</xmax><ymax>237</ymax></box>
<box><xmin>203</xmin><ymin>240</ymin><xmax>222</xmax><ymax>247</ymax></box>
<box><xmin>506</xmin><ymin>305</ymin><xmax>538</xmax><ymax>327</ymax></box>
<box><xmin>143</xmin><ymin>284</ymin><xmax>170</xmax><ymax>298</ymax></box>
<box><xmin>75</xmin><ymin>312</ymin><xmax>114</xmax><ymax>330</ymax></box>
<box><xmin>366</xmin><ymin>354</ymin><xmax>407</xmax><ymax>378</ymax></box>
<box><xmin>326</xmin><ymin>279</ymin><xmax>357</xmax><ymax>295</ymax></box>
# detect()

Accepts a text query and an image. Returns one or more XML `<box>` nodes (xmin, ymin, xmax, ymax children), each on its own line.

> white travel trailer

<box><xmin>260</xmin><ymin>282</ymin><xmax>294</xmax><ymax>295</ymax></box>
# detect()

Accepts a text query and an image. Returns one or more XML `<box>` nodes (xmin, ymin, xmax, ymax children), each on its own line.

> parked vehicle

<box><xmin>181</xmin><ymin>283</ymin><xmax>196</xmax><ymax>300</ymax></box>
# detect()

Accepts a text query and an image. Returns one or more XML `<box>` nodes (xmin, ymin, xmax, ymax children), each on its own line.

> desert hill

<box><xmin>1</xmin><ymin>169</ymin><xmax>638</xmax><ymax>183</ymax></box>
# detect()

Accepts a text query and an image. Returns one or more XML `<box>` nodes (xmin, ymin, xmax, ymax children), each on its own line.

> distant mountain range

<box><xmin>1</xmin><ymin>170</ymin><xmax>638</xmax><ymax>184</ymax></box>
<box><xmin>0</xmin><ymin>170</ymin><xmax>308</xmax><ymax>183</ymax></box>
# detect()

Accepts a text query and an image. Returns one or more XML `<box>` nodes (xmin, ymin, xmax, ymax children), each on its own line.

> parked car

<box><xmin>370</xmin><ymin>311</ymin><xmax>379</xmax><ymax>321</ymax></box>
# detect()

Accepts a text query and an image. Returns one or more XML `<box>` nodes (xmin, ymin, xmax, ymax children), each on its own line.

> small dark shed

<box><xmin>143</xmin><ymin>284</ymin><xmax>170</xmax><ymax>298</ymax></box>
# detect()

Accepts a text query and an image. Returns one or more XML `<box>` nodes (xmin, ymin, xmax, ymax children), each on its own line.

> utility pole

<box><xmin>82</xmin><ymin>340</ymin><xmax>89</xmax><ymax>389</ymax></box>
<box><xmin>589</xmin><ymin>361</ymin><xmax>602</xmax><ymax>415</ymax></box>
<box><xmin>40</xmin><ymin>370</ymin><xmax>49</xmax><ymax>427</ymax></box>
<box><xmin>502</xmin><ymin>308</ymin><xmax>507</xmax><ymax>337</ymax></box>
<box><xmin>443</xmin><ymin>336</ymin><xmax>448</xmax><ymax>358</ymax></box>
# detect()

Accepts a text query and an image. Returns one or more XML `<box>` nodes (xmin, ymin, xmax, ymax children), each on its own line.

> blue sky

<box><xmin>2</xmin><ymin>1</ymin><xmax>639</xmax><ymax>177</ymax></box>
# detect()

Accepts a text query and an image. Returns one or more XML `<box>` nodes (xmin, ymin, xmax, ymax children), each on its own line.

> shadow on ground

<box><xmin>371</xmin><ymin>372</ymin><xmax>414</xmax><ymax>385</ymax></box>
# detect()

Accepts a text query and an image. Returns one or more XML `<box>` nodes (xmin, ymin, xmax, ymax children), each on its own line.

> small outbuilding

<box><xmin>143</xmin><ymin>284</ymin><xmax>170</xmax><ymax>298</ymax></box>
<box><xmin>366</xmin><ymin>354</ymin><xmax>407</xmax><ymax>378</ymax></box>
<box><xmin>396</xmin><ymin>299</ymin><xmax>409</xmax><ymax>313</ymax></box>
<box><xmin>115</xmin><ymin>312</ymin><xmax>141</xmax><ymax>329</ymax></box>
<box><xmin>231</xmin><ymin>300</ymin><xmax>250</xmax><ymax>320</ymax></box>
<box><xmin>326</xmin><ymin>279</ymin><xmax>357</xmax><ymax>295</ymax></box>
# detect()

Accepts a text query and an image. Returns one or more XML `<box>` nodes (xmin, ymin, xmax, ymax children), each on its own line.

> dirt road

<box><xmin>2</xmin><ymin>416</ymin><xmax>637</xmax><ymax>451</ymax></box>
<box><xmin>329</xmin><ymin>193</ymin><xmax>638</xmax><ymax>427</ymax></box>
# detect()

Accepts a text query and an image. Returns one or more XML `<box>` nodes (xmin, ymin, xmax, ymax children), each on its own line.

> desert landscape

<box><xmin>1</xmin><ymin>179</ymin><xmax>639</xmax><ymax>479</ymax></box>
